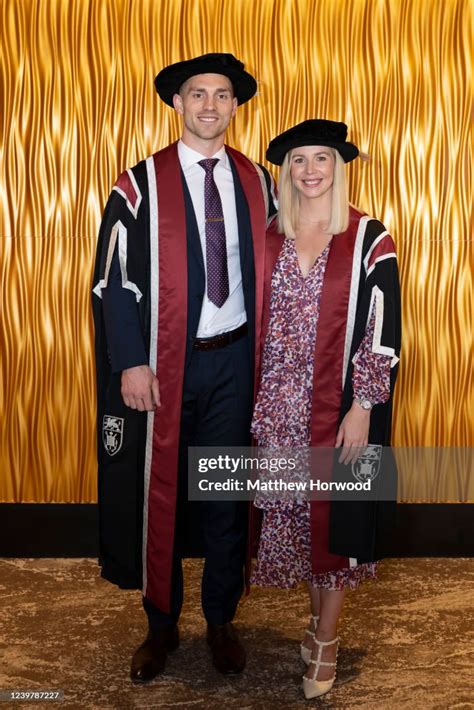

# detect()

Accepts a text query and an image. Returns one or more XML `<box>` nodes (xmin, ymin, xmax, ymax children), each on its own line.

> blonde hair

<box><xmin>277</xmin><ymin>148</ymin><xmax>349</xmax><ymax>238</ymax></box>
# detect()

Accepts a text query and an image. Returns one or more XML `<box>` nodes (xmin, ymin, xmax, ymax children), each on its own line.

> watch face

<box><xmin>361</xmin><ymin>399</ymin><xmax>372</xmax><ymax>410</ymax></box>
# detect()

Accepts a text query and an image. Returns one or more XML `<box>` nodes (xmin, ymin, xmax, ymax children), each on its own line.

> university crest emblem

<box><xmin>102</xmin><ymin>415</ymin><xmax>124</xmax><ymax>456</ymax></box>
<box><xmin>352</xmin><ymin>444</ymin><xmax>382</xmax><ymax>483</ymax></box>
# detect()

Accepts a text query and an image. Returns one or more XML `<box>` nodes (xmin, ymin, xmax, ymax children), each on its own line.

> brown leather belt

<box><xmin>192</xmin><ymin>323</ymin><xmax>248</xmax><ymax>351</ymax></box>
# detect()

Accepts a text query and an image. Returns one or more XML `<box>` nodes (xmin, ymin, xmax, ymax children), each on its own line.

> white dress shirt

<box><xmin>177</xmin><ymin>139</ymin><xmax>247</xmax><ymax>338</ymax></box>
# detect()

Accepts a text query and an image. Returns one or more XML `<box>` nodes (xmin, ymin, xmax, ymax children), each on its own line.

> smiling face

<box><xmin>289</xmin><ymin>145</ymin><xmax>336</xmax><ymax>200</ymax></box>
<box><xmin>173</xmin><ymin>73</ymin><xmax>238</xmax><ymax>152</ymax></box>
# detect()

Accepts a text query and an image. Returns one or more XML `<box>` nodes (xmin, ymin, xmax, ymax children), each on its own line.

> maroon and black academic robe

<box><xmin>249</xmin><ymin>206</ymin><xmax>401</xmax><ymax>573</ymax></box>
<box><xmin>92</xmin><ymin>142</ymin><xmax>275</xmax><ymax>611</ymax></box>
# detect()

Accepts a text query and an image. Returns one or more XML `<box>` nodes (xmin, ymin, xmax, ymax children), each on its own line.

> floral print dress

<box><xmin>250</xmin><ymin>238</ymin><xmax>392</xmax><ymax>590</ymax></box>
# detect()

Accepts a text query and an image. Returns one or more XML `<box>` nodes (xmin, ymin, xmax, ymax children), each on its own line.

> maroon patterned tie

<box><xmin>198</xmin><ymin>158</ymin><xmax>229</xmax><ymax>308</ymax></box>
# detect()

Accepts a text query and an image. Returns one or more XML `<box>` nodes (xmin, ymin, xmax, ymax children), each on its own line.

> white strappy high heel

<box><xmin>302</xmin><ymin>636</ymin><xmax>339</xmax><ymax>700</ymax></box>
<box><xmin>300</xmin><ymin>614</ymin><xmax>319</xmax><ymax>665</ymax></box>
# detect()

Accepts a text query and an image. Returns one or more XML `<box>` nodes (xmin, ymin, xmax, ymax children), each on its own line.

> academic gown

<box><xmin>92</xmin><ymin>142</ymin><xmax>275</xmax><ymax>611</ymax></box>
<box><xmin>248</xmin><ymin>206</ymin><xmax>402</xmax><ymax>575</ymax></box>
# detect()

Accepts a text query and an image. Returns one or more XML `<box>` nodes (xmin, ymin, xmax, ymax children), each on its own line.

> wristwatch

<box><xmin>354</xmin><ymin>397</ymin><xmax>373</xmax><ymax>411</ymax></box>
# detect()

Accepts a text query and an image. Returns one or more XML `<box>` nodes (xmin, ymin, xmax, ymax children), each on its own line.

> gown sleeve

<box><xmin>92</xmin><ymin>172</ymin><xmax>148</xmax><ymax>374</ymax></box>
<box><xmin>351</xmin><ymin>223</ymin><xmax>401</xmax><ymax>406</ymax></box>
<box><xmin>101</xmin><ymin>249</ymin><xmax>148</xmax><ymax>373</ymax></box>
<box><xmin>256</xmin><ymin>163</ymin><xmax>278</xmax><ymax>220</ymax></box>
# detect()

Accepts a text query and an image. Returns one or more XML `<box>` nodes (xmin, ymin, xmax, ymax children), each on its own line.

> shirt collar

<box><xmin>178</xmin><ymin>139</ymin><xmax>229</xmax><ymax>170</ymax></box>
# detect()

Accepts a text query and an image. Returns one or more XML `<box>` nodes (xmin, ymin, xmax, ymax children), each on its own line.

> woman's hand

<box><xmin>335</xmin><ymin>402</ymin><xmax>371</xmax><ymax>465</ymax></box>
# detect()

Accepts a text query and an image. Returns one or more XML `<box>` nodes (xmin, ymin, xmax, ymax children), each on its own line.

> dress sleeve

<box><xmin>352</xmin><ymin>301</ymin><xmax>392</xmax><ymax>404</ymax></box>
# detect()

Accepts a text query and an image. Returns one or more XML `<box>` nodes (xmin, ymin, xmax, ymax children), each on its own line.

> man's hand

<box><xmin>335</xmin><ymin>402</ymin><xmax>370</xmax><ymax>465</ymax></box>
<box><xmin>121</xmin><ymin>365</ymin><xmax>161</xmax><ymax>412</ymax></box>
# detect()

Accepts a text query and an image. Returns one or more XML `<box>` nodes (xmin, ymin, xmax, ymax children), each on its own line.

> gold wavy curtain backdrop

<box><xmin>1</xmin><ymin>0</ymin><xmax>472</xmax><ymax>502</ymax></box>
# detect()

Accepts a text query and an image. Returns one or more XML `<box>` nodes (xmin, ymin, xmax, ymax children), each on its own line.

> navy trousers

<box><xmin>144</xmin><ymin>334</ymin><xmax>253</xmax><ymax>629</ymax></box>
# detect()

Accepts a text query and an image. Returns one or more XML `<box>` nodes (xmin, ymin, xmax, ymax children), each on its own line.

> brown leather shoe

<box><xmin>206</xmin><ymin>622</ymin><xmax>246</xmax><ymax>674</ymax></box>
<box><xmin>130</xmin><ymin>626</ymin><xmax>179</xmax><ymax>683</ymax></box>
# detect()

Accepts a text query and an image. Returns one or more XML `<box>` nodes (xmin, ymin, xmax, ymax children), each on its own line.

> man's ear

<box><xmin>173</xmin><ymin>93</ymin><xmax>183</xmax><ymax>115</ymax></box>
<box><xmin>231</xmin><ymin>96</ymin><xmax>238</xmax><ymax>117</ymax></box>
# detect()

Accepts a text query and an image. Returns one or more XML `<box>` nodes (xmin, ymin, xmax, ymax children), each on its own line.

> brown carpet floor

<box><xmin>0</xmin><ymin>558</ymin><xmax>473</xmax><ymax>709</ymax></box>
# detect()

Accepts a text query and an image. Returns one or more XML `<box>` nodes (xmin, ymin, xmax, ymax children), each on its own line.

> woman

<box><xmin>250</xmin><ymin>120</ymin><xmax>401</xmax><ymax>699</ymax></box>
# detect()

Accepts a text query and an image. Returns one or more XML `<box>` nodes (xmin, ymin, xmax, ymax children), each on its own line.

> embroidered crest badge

<box><xmin>352</xmin><ymin>444</ymin><xmax>382</xmax><ymax>483</ymax></box>
<box><xmin>102</xmin><ymin>415</ymin><xmax>124</xmax><ymax>456</ymax></box>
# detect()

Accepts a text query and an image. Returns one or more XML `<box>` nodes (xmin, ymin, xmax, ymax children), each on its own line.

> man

<box><xmin>92</xmin><ymin>53</ymin><xmax>276</xmax><ymax>683</ymax></box>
